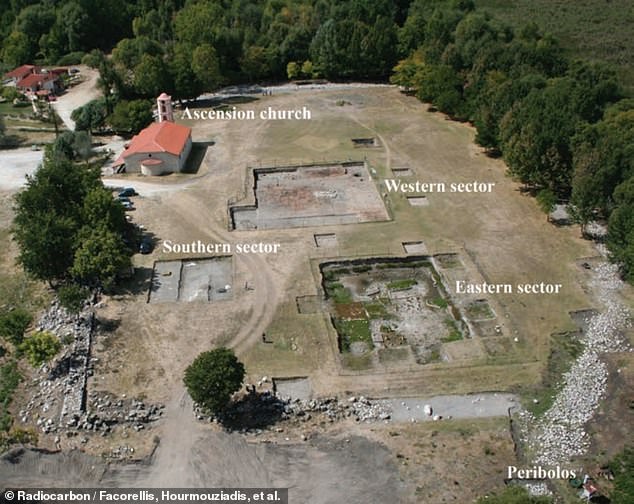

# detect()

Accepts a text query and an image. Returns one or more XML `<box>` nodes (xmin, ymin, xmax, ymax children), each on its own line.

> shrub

<box><xmin>19</xmin><ymin>331</ymin><xmax>62</xmax><ymax>367</ymax></box>
<box><xmin>56</xmin><ymin>52</ymin><xmax>85</xmax><ymax>66</ymax></box>
<box><xmin>0</xmin><ymin>309</ymin><xmax>32</xmax><ymax>346</ymax></box>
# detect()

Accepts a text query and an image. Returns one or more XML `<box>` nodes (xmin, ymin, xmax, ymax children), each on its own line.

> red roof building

<box><xmin>17</xmin><ymin>72</ymin><xmax>59</xmax><ymax>93</ymax></box>
<box><xmin>3</xmin><ymin>64</ymin><xmax>39</xmax><ymax>84</ymax></box>
<box><xmin>114</xmin><ymin>121</ymin><xmax>192</xmax><ymax>176</ymax></box>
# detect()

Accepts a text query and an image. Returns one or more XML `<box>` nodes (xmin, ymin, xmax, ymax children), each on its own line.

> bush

<box><xmin>57</xmin><ymin>283</ymin><xmax>89</xmax><ymax>313</ymax></box>
<box><xmin>1</xmin><ymin>86</ymin><xmax>21</xmax><ymax>101</ymax></box>
<box><xmin>56</xmin><ymin>52</ymin><xmax>85</xmax><ymax>66</ymax></box>
<box><xmin>610</xmin><ymin>446</ymin><xmax>634</xmax><ymax>503</ymax></box>
<box><xmin>19</xmin><ymin>331</ymin><xmax>62</xmax><ymax>367</ymax></box>
<box><xmin>184</xmin><ymin>348</ymin><xmax>245</xmax><ymax>414</ymax></box>
<box><xmin>0</xmin><ymin>309</ymin><xmax>33</xmax><ymax>346</ymax></box>
<box><xmin>0</xmin><ymin>361</ymin><xmax>21</xmax><ymax>432</ymax></box>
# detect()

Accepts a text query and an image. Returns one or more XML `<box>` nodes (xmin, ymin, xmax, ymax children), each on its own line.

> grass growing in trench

<box><xmin>442</xmin><ymin>318</ymin><xmax>463</xmax><ymax>343</ymax></box>
<box><xmin>521</xmin><ymin>331</ymin><xmax>584</xmax><ymax>417</ymax></box>
<box><xmin>386</xmin><ymin>278</ymin><xmax>417</xmax><ymax>291</ymax></box>
<box><xmin>335</xmin><ymin>319</ymin><xmax>373</xmax><ymax>352</ymax></box>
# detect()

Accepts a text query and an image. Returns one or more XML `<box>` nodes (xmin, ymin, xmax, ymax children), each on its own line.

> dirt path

<box><xmin>51</xmin><ymin>66</ymin><xmax>101</xmax><ymax>130</ymax></box>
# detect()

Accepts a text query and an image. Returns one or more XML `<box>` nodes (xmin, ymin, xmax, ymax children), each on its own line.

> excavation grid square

<box><xmin>231</xmin><ymin>162</ymin><xmax>389</xmax><ymax>230</ymax></box>
<box><xmin>407</xmin><ymin>196</ymin><xmax>429</xmax><ymax>206</ymax></box>
<box><xmin>314</xmin><ymin>233</ymin><xmax>337</xmax><ymax>247</ymax></box>
<box><xmin>403</xmin><ymin>241</ymin><xmax>427</xmax><ymax>254</ymax></box>
<box><xmin>391</xmin><ymin>167</ymin><xmax>412</xmax><ymax>176</ymax></box>
<box><xmin>149</xmin><ymin>257</ymin><xmax>233</xmax><ymax>303</ymax></box>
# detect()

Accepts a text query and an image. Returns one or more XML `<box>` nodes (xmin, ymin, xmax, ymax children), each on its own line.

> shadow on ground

<box><xmin>114</xmin><ymin>266</ymin><xmax>154</xmax><ymax>297</ymax></box>
<box><xmin>182</xmin><ymin>142</ymin><xmax>213</xmax><ymax>174</ymax></box>
<box><xmin>217</xmin><ymin>392</ymin><xmax>286</xmax><ymax>431</ymax></box>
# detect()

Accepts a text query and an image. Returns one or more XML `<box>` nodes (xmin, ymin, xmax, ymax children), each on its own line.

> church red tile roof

<box><xmin>114</xmin><ymin>121</ymin><xmax>191</xmax><ymax>165</ymax></box>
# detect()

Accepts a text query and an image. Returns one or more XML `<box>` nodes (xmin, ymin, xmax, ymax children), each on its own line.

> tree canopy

<box><xmin>12</xmin><ymin>151</ymin><xmax>131</xmax><ymax>289</ymax></box>
<box><xmin>183</xmin><ymin>348</ymin><xmax>245</xmax><ymax>414</ymax></box>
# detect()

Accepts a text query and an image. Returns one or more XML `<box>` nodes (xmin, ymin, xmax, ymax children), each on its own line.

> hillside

<box><xmin>477</xmin><ymin>0</ymin><xmax>634</xmax><ymax>91</ymax></box>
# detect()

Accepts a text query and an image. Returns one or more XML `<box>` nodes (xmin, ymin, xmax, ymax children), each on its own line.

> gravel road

<box><xmin>0</xmin><ymin>148</ymin><xmax>43</xmax><ymax>190</ymax></box>
<box><xmin>387</xmin><ymin>393</ymin><xmax>518</xmax><ymax>422</ymax></box>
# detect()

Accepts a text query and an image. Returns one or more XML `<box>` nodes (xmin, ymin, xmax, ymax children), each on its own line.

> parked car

<box><xmin>121</xmin><ymin>201</ymin><xmax>134</xmax><ymax>210</ymax></box>
<box><xmin>118</xmin><ymin>187</ymin><xmax>137</xmax><ymax>197</ymax></box>
<box><xmin>117</xmin><ymin>196</ymin><xmax>131</xmax><ymax>204</ymax></box>
<box><xmin>139</xmin><ymin>238</ymin><xmax>153</xmax><ymax>254</ymax></box>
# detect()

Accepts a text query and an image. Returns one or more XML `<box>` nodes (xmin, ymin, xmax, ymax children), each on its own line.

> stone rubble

<box><xmin>520</xmin><ymin>259</ymin><xmax>632</xmax><ymax>467</ymax></box>
<box><xmin>22</xmin><ymin>299</ymin><xmax>163</xmax><ymax>438</ymax></box>
<box><xmin>283</xmin><ymin>395</ymin><xmax>392</xmax><ymax>423</ymax></box>
<box><xmin>194</xmin><ymin>393</ymin><xmax>393</xmax><ymax>433</ymax></box>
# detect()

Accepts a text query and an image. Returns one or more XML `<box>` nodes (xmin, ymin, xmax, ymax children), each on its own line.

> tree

<box><xmin>499</xmin><ymin>79</ymin><xmax>578</xmax><ymax>196</ymax></box>
<box><xmin>417</xmin><ymin>64</ymin><xmax>463</xmax><ymax>116</ymax></box>
<box><xmin>536</xmin><ymin>188</ymin><xmax>557</xmax><ymax>218</ymax></box>
<box><xmin>174</xmin><ymin>0</ymin><xmax>222</xmax><ymax>47</ymax></box>
<box><xmin>112</xmin><ymin>37</ymin><xmax>163</xmax><ymax>70</ymax></box>
<box><xmin>71</xmin><ymin>99</ymin><xmax>107</xmax><ymax>135</ymax></box>
<box><xmin>169</xmin><ymin>43</ymin><xmax>201</xmax><ymax>101</ymax></box>
<box><xmin>57</xmin><ymin>283</ymin><xmax>89</xmax><ymax>314</ymax></box>
<box><xmin>19</xmin><ymin>331</ymin><xmax>62</xmax><ymax>367</ymax></box>
<box><xmin>81</xmin><ymin>187</ymin><xmax>127</xmax><ymax>236</ymax></box>
<box><xmin>286</xmin><ymin>61</ymin><xmax>300</xmax><ymax>80</ymax></box>
<box><xmin>607</xmin><ymin>178</ymin><xmax>634</xmax><ymax>281</ymax></box>
<box><xmin>13</xmin><ymin>211</ymin><xmax>78</xmax><ymax>285</ymax></box>
<box><xmin>71</xmin><ymin>226</ymin><xmax>130</xmax><ymax>290</ymax></box>
<box><xmin>240</xmin><ymin>45</ymin><xmax>269</xmax><ymax>82</ymax></box>
<box><xmin>300</xmin><ymin>60</ymin><xmax>314</xmax><ymax>78</ymax></box>
<box><xmin>192</xmin><ymin>44</ymin><xmax>222</xmax><ymax>92</ymax></box>
<box><xmin>14</xmin><ymin>139</ymin><xmax>134</xmax><ymax>295</ymax></box>
<box><xmin>50</xmin><ymin>131</ymin><xmax>92</xmax><ymax>161</ymax></box>
<box><xmin>184</xmin><ymin>348</ymin><xmax>245</xmax><ymax>414</ymax></box>
<box><xmin>571</xmin><ymin>104</ymin><xmax>634</xmax><ymax>225</ymax></box>
<box><xmin>2</xmin><ymin>31</ymin><xmax>31</xmax><ymax>67</ymax></box>
<box><xmin>0</xmin><ymin>309</ymin><xmax>32</xmax><ymax>347</ymax></box>
<box><xmin>134</xmin><ymin>54</ymin><xmax>171</xmax><ymax>97</ymax></box>
<box><xmin>476</xmin><ymin>486</ymin><xmax>552</xmax><ymax>504</ymax></box>
<box><xmin>108</xmin><ymin>99</ymin><xmax>152</xmax><ymax>135</ymax></box>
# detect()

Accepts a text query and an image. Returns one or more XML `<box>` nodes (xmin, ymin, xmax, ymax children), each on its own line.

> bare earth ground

<box><xmin>0</xmin><ymin>149</ymin><xmax>43</xmax><ymax>191</ymax></box>
<box><xmin>51</xmin><ymin>66</ymin><xmax>101</xmax><ymax>130</ymax></box>
<box><xmin>1</xmin><ymin>86</ymin><xmax>632</xmax><ymax>500</ymax></box>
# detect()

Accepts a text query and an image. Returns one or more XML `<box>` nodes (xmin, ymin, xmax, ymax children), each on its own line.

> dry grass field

<box><xmin>86</xmin><ymin>87</ymin><xmax>602</xmax><ymax>405</ymax></box>
<box><xmin>4</xmin><ymin>85</ymin><xmax>629</xmax><ymax>501</ymax></box>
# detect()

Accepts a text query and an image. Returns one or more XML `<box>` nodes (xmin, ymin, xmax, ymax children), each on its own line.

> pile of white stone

<box><xmin>284</xmin><ymin>395</ymin><xmax>392</xmax><ymax>423</ymax></box>
<box><xmin>524</xmin><ymin>260</ymin><xmax>631</xmax><ymax>467</ymax></box>
<box><xmin>20</xmin><ymin>300</ymin><xmax>94</xmax><ymax>434</ymax></box>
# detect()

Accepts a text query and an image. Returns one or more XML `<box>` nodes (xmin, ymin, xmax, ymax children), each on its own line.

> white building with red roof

<box><xmin>114</xmin><ymin>94</ymin><xmax>192</xmax><ymax>175</ymax></box>
<box><xmin>3</xmin><ymin>64</ymin><xmax>66</xmax><ymax>97</ymax></box>
<box><xmin>2</xmin><ymin>64</ymin><xmax>40</xmax><ymax>85</ymax></box>
<box><xmin>16</xmin><ymin>72</ymin><xmax>59</xmax><ymax>94</ymax></box>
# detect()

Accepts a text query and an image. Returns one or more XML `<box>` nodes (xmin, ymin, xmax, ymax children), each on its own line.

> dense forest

<box><xmin>1</xmin><ymin>0</ymin><xmax>633</xmax><ymax>281</ymax></box>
